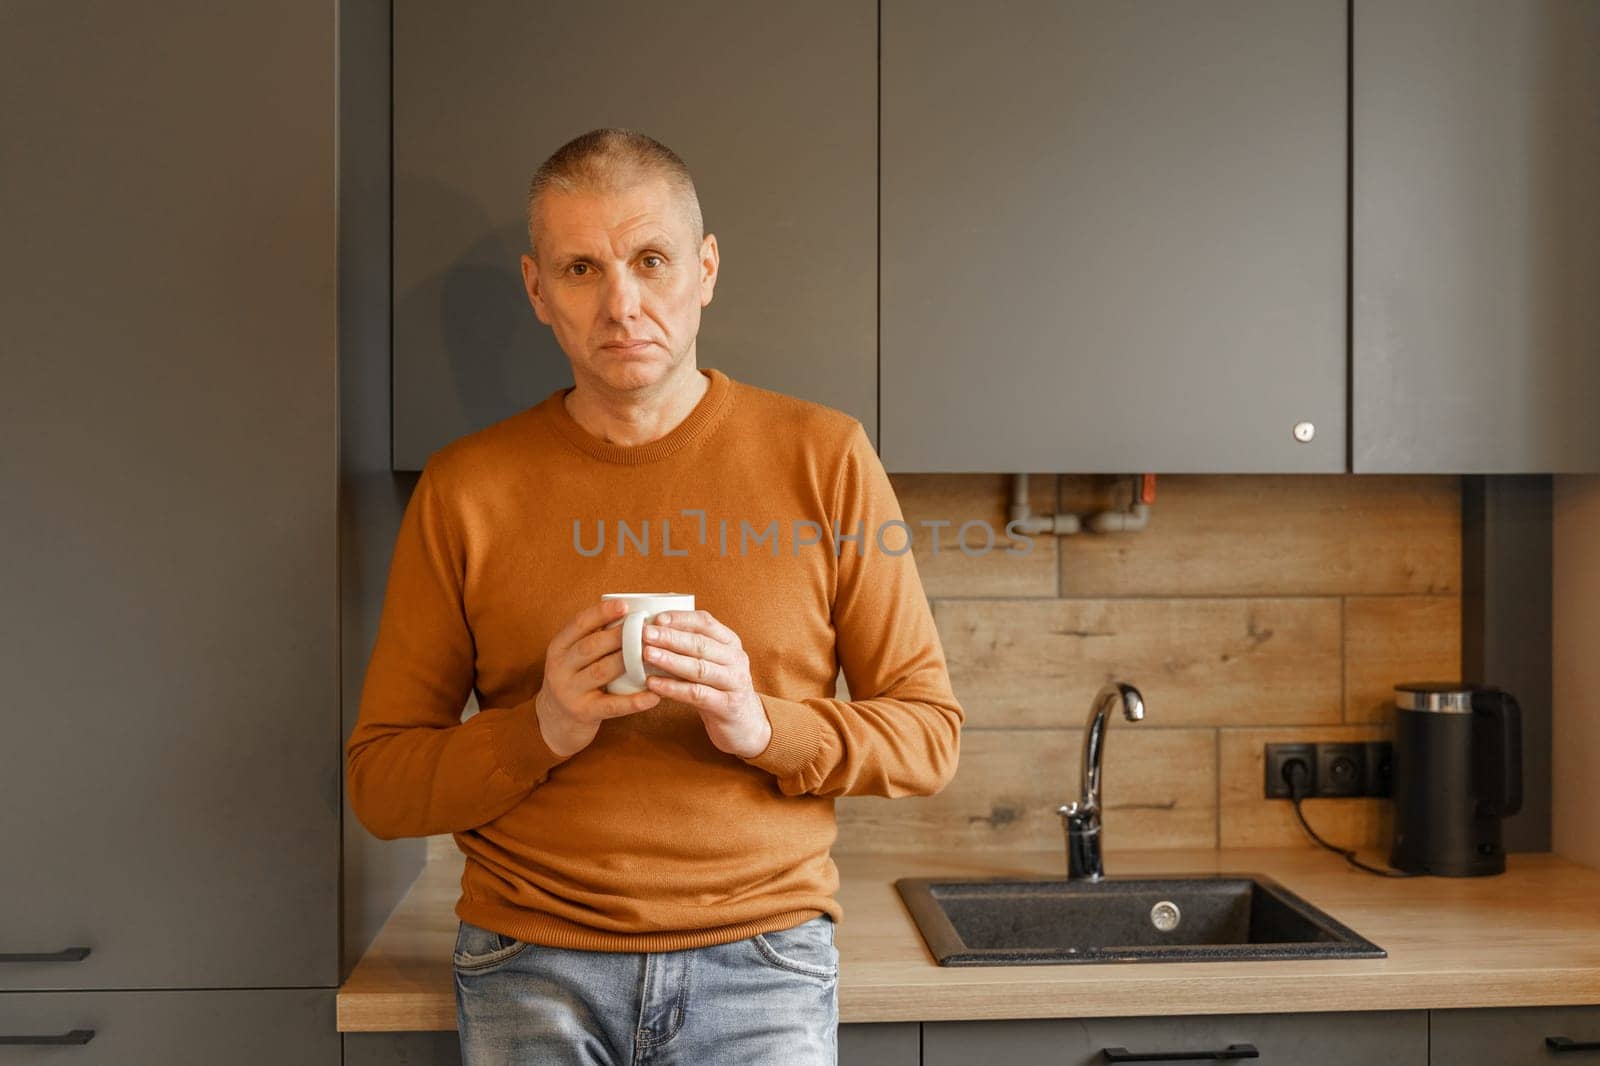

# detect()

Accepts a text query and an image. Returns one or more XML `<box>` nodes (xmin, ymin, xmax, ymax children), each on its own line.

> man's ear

<box><xmin>521</xmin><ymin>253</ymin><xmax>551</xmax><ymax>325</ymax></box>
<box><xmin>698</xmin><ymin>233</ymin><xmax>719</xmax><ymax>309</ymax></box>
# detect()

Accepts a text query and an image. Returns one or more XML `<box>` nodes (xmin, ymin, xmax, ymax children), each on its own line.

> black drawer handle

<box><xmin>0</xmin><ymin>948</ymin><xmax>91</xmax><ymax>963</ymax></box>
<box><xmin>1548</xmin><ymin>1036</ymin><xmax>1600</xmax><ymax>1053</ymax></box>
<box><xmin>1102</xmin><ymin>1044</ymin><xmax>1259</xmax><ymax>1062</ymax></box>
<box><xmin>0</xmin><ymin>1029</ymin><xmax>95</xmax><ymax>1045</ymax></box>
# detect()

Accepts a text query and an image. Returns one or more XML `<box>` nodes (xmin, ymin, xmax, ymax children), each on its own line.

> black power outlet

<box><xmin>1317</xmin><ymin>743</ymin><xmax>1366</xmax><ymax>797</ymax></box>
<box><xmin>1264</xmin><ymin>743</ymin><xmax>1316</xmax><ymax>798</ymax></box>
<box><xmin>1263</xmin><ymin>741</ymin><xmax>1393</xmax><ymax>798</ymax></box>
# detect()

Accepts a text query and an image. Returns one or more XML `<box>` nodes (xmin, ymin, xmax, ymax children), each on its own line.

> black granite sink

<box><xmin>894</xmin><ymin>874</ymin><xmax>1386</xmax><ymax>966</ymax></box>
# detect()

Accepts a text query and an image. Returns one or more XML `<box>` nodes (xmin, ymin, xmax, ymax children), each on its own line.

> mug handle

<box><xmin>620</xmin><ymin>610</ymin><xmax>647</xmax><ymax>691</ymax></box>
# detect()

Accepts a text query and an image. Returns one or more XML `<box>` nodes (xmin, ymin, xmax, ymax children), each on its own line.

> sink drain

<box><xmin>1150</xmin><ymin>900</ymin><xmax>1182</xmax><ymax>933</ymax></box>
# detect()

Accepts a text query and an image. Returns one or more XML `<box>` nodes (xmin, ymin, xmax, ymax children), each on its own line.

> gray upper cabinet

<box><xmin>391</xmin><ymin>0</ymin><xmax>877</xmax><ymax>471</ymax></box>
<box><xmin>0</xmin><ymin>3</ymin><xmax>338</xmax><ymax>990</ymax></box>
<box><xmin>881</xmin><ymin>0</ymin><xmax>1347</xmax><ymax>474</ymax></box>
<box><xmin>1353</xmin><ymin>0</ymin><xmax>1600</xmax><ymax>474</ymax></box>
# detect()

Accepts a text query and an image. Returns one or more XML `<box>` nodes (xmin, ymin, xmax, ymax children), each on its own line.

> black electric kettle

<box><xmin>1389</xmin><ymin>682</ymin><xmax>1523</xmax><ymax>877</ymax></box>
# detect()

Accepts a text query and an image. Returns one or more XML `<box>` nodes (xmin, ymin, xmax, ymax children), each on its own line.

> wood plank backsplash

<box><xmin>833</xmin><ymin>474</ymin><xmax>1463</xmax><ymax>855</ymax></box>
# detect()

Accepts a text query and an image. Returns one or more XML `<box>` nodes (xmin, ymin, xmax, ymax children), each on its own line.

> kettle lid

<box><xmin>1395</xmin><ymin>681</ymin><xmax>1475</xmax><ymax>713</ymax></box>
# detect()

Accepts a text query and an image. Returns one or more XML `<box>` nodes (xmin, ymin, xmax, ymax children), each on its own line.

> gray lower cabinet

<box><xmin>923</xmin><ymin>1011</ymin><xmax>1428</xmax><ymax>1066</ymax></box>
<box><xmin>344</xmin><ymin>1032</ymin><xmax>465</xmax><ymax>1066</ymax></box>
<box><xmin>842</xmin><ymin>1022</ymin><xmax>920</xmax><ymax>1066</ymax></box>
<box><xmin>1430</xmin><ymin>1006</ymin><xmax>1600</xmax><ymax>1065</ymax></box>
<box><xmin>390</xmin><ymin>0</ymin><xmax>878</xmax><ymax>471</ymax></box>
<box><xmin>881</xmin><ymin>0</ymin><xmax>1347</xmax><ymax>474</ymax></box>
<box><xmin>0</xmin><ymin>0</ymin><xmax>339</xmax><ymax>993</ymax></box>
<box><xmin>341</xmin><ymin>1009</ymin><xmax>1600</xmax><ymax>1064</ymax></box>
<box><xmin>344</xmin><ymin>1022</ymin><xmax>918</xmax><ymax>1065</ymax></box>
<box><xmin>1352</xmin><ymin>0</ymin><xmax>1600</xmax><ymax>473</ymax></box>
<box><xmin>0</xmin><ymin>990</ymin><xmax>338</xmax><ymax>1065</ymax></box>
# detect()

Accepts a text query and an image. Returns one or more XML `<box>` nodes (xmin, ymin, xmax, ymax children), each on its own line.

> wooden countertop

<box><xmin>337</xmin><ymin>846</ymin><xmax>1600</xmax><ymax>1031</ymax></box>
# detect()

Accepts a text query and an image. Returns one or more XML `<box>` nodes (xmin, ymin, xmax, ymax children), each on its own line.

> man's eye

<box><xmin>642</xmin><ymin>255</ymin><xmax>663</xmax><ymax>269</ymax></box>
<box><xmin>569</xmin><ymin>263</ymin><xmax>589</xmax><ymax>276</ymax></box>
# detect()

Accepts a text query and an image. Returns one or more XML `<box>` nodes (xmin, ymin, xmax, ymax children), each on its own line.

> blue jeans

<box><xmin>453</xmin><ymin>914</ymin><xmax>839</xmax><ymax>1065</ymax></box>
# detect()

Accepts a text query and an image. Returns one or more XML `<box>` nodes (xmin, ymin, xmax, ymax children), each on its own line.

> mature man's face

<box><xmin>521</xmin><ymin>176</ymin><xmax>717</xmax><ymax>396</ymax></box>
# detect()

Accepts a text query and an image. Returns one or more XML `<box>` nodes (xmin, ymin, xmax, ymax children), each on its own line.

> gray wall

<box><xmin>340</xmin><ymin>0</ymin><xmax>427</xmax><ymax>977</ymax></box>
<box><xmin>1552</xmin><ymin>476</ymin><xmax>1600</xmax><ymax>869</ymax></box>
<box><xmin>1463</xmin><ymin>476</ymin><xmax>1554</xmax><ymax>853</ymax></box>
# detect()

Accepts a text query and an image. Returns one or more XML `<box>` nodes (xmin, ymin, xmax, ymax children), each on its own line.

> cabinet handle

<box><xmin>0</xmin><ymin>948</ymin><xmax>91</xmax><ymax>963</ymax></box>
<box><xmin>1547</xmin><ymin>1036</ymin><xmax>1600</xmax><ymax>1052</ymax></box>
<box><xmin>0</xmin><ymin>1029</ymin><xmax>95</xmax><ymax>1045</ymax></box>
<box><xmin>1101</xmin><ymin>1044</ymin><xmax>1259</xmax><ymax>1062</ymax></box>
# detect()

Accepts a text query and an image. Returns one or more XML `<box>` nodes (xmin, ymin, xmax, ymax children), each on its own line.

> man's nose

<box><xmin>602</xmin><ymin>271</ymin><xmax>641</xmax><ymax>321</ymax></box>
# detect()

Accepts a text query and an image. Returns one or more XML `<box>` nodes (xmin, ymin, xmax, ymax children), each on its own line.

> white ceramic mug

<box><xmin>601</xmin><ymin>593</ymin><xmax>696</xmax><ymax>695</ymax></box>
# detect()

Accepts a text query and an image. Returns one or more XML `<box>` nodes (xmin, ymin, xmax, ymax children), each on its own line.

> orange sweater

<box><xmin>346</xmin><ymin>367</ymin><xmax>964</xmax><ymax>952</ymax></box>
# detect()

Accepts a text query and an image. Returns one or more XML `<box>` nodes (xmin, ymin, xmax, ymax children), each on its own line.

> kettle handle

<box><xmin>1472</xmin><ymin>687</ymin><xmax>1523</xmax><ymax>818</ymax></box>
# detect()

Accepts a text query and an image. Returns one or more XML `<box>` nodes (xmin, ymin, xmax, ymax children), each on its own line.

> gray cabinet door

<box><xmin>0</xmin><ymin>990</ymin><xmax>338</xmax><ymax>1066</ymax></box>
<box><xmin>345</xmin><ymin>1032</ymin><xmax>464</xmax><ymax>1066</ymax></box>
<box><xmin>842</xmin><ymin>1021</ymin><xmax>919</xmax><ymax>1066</ymax></box>
<box><xmin>924</xmin><ymin>1011</ymin><xmax>1427</xmax><ymax>1066</ymax></box>
<box><xmin>0</xmin><ymin>2</ymin><xmax>339</xmax><ymax>989</ymax></box>
<box><xmin>391</xmin><ymin>0</ymin><xmax>877</xmax><ymax>471</ymax></box>
<box><xmin>1353</xmin><ymin>0</ymin><xmax>1600</xmax><ymax>473</ymax></box>
<box><xmin>1431</xmin><ymin>1006</ymin><xmax>1600</xmax><ymax>1066</ymax></box>
<box><xmin>881</xmin><ymin>0</ymin><xmax>1347</xmax><ymax>474</ymax></box>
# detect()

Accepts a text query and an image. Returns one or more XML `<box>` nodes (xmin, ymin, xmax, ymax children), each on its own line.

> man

<box><xmin>346</xmin><ymin>128</ymin><xmax>964</xmax><ymax>1065</ymax></box>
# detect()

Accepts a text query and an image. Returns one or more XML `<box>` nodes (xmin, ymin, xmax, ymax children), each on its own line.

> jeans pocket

<box><xmin>452</xmin><ymin>919</ymin><xmax>531</xmax><ymax>974</ymax></box>
<box><xmin>751</xmin><ymin>915</ymin><xmax>839</xmax><ymax>981</ymax></box>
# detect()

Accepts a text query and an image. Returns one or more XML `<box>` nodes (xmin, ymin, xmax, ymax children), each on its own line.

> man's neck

<box><xmin>563</xmin><ymin>361</ymin><xmax>709</xmax><ymax>447</ymax></box>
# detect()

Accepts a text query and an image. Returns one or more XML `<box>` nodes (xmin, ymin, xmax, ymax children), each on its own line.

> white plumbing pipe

<box><xmin>1008</xmin><ymin>473</ymin><xmax>1082</xmax><ymax>534</ymax></box>
<box><xmin>1086</xmin><ymin>501</ymin><xmax>1151</xmax><ymax>532</ymax></box>
<box><xmin>1007</xmin><ymin>474</ymin><xmax>1150</xmax><ymax>536</ymax></box>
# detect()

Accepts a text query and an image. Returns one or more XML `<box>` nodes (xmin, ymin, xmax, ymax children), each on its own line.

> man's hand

<box><xmin>534</xmin><ymin>599</ymin><xmax>661</xmax><ymax>757</ymax></box>
<box><xmin>641</xmin><ymin>609</ymin><xmax>773</xmax><ymax>759</ymax></box>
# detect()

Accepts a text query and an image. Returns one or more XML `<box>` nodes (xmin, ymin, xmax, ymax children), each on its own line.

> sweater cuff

<box><xmin>487</xmin><ymin>699</ymin><xmax>572</xmax><ymax>786</ymax></box>
<box><xmin>742</xmin><ymin>694</ymin><xmax>828</xmax><ymax>780</ymax></box>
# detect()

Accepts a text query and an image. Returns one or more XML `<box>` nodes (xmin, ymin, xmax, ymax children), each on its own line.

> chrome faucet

<box><xmin>1056</xmin><ymin>681</ymin><xmax>1145</xmax><ymax>881</ymax></box>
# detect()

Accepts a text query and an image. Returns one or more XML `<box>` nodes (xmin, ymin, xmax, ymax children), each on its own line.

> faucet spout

<box><xmin>1080</xmin><ymin>681</ymin><xmax>1145</xmax><ymax>818</ymax></box>
<box><xmin>1057</xmin><ymin>681</ymin><xmax>1145</xmax><ymax>881</ymax></box>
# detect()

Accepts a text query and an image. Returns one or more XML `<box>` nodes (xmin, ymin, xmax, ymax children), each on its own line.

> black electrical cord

<box><xmin>1281</xmin><ymin>758</ymin><xmax>1418</xmax><ymax>878</ymax></box>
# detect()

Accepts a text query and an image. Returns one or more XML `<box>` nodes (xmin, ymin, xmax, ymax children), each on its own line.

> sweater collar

<box><xmin>541</xmin><ymin>367</ymin><xmax>733</xmax><ymax>465</ymax></box>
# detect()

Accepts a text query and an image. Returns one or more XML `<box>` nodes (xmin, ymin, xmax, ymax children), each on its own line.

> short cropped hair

<box><xmin>526</xmin><ymin>128</ymin><xmax>705</xmax><ymax>258</ymax></box>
